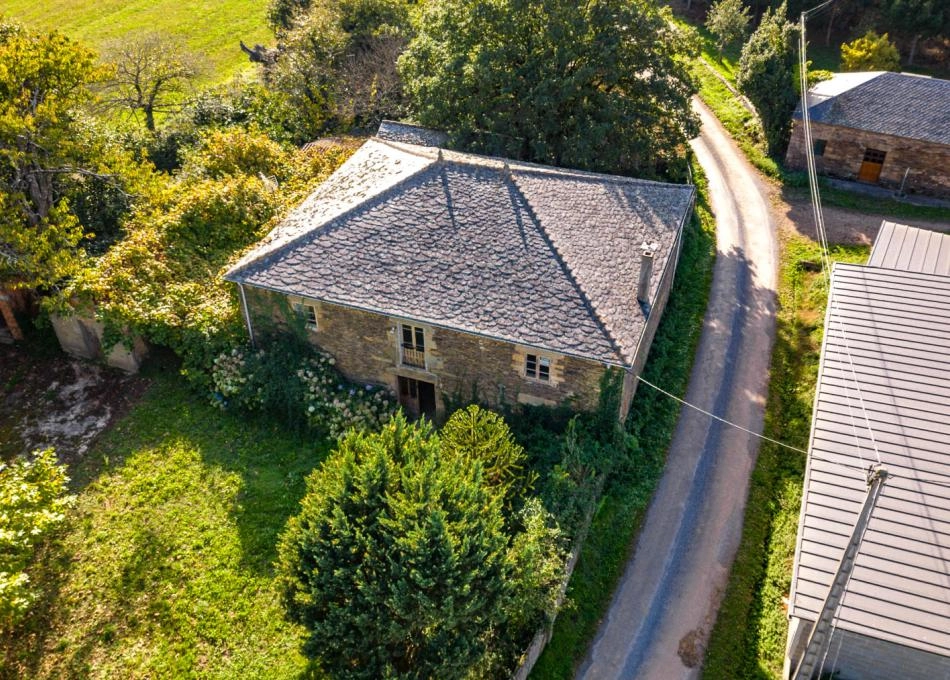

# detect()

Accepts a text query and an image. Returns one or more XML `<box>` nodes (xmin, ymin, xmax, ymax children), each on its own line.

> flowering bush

<box><xmin>211</xmin><ymin>345</ymin><xmax>397</xmax><ymax>439</ymax></box>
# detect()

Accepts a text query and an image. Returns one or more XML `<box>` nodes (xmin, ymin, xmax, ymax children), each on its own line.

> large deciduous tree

<box><xmin>736</xmin><ymin>2</ymin><xmax>798</xmax><ymax>157</ymax></box>
<box><xmin>277</xmin><ymin>409</ymin><xmax>564</xmax><ymax>678</ymax></box>
<box><xmin>0</xmin><ymin>23</ymin><xmax>110</xmax><ymax>289</ymax></box>
<box><xmin>100</xmin><ymin>32</ymin><xmax>202</xmax><ymax>132</ymax></box>
<box><xmin>398</xmin><ymin>0</ymin><xmax>699</xmax><ymax>178</ymax></box>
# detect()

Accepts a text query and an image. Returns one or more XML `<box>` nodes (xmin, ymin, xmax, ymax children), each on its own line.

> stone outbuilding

<box><xmin>785</xmin><ymin>72</ymin><xmax>950</xmax><ymax>197</ymax></box>
<box><xmin>225</xmin><ymin>123</ymin><xmax>694</xmax><ymax>420</ymax></box>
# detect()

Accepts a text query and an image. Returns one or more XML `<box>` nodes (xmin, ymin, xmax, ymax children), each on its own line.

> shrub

<box><xmin>210</xmin><ymin>343</ymin><xmax>397</xmax><ymax>439</ymax></box>
<box><xmin>0</xmin><ymin>449</ymin><xmax>74</xmax><ymax>630</ymax></box>
<box><xmin>841</xmin><ymin>31</ymin><xmax>901</xmax><ymax>72</ymax></box>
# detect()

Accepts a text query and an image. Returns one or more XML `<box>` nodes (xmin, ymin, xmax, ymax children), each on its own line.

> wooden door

<box><xmin>858</xmin><ymin>148</ymin><xmax>886</xmax><ymax>183</ymax></box>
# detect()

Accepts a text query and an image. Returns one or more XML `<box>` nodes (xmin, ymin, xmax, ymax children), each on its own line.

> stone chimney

<box><xmin>637</xmin><ymin>242</ymin><xmax>658</xmax><ymax>305</ymax></box>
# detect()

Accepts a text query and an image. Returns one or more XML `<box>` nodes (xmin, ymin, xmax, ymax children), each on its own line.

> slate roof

<box><xmin>226</xmin><ymin>135</ymin><xmax>695</xmax><ymax>366</ymax></box>
<box><xmin>796</xmin><ymin>72</ymin><xmax>950</xmax><ymax>146</ymax></box>
<box><xmin>869</xmin><ymin>221</ymin><xmax>950</xmax><ymax>275</ymax></box>
<box><xmin>376</xmin><ymin>120</ymin><xmax>448</xmax><ymax>148</ymax></box>
<box><xmin>789</xmin><ymin>259</ymin><xmax>950</xmax><ymax>657</ymax></box>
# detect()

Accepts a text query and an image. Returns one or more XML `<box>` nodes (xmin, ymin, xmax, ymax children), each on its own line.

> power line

<box><xmin>635</xmin><ymin>375</ymin><xmax>808</xmax><ymax>453</ymax></box>
<box><xmin>798</xmin><ymin>7</ymin><xmax>883</xmax><ymax>468</ymax></box>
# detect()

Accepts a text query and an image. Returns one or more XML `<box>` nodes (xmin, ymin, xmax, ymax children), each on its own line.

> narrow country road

<box><xmin>576</xmin><ymin>98</ymin><xmax>779</xmax><ymax>679</ymax></box>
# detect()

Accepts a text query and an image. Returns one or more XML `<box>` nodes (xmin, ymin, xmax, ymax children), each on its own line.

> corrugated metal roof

<box><xmin>789</xmin><ymin>262</ymin><xmax>950</xmax><ymax>657</ymax></box>
<box><xmin>869</xmin><ymin>221</ymin><xmax>950</xmax><ymax>275</ymax></box>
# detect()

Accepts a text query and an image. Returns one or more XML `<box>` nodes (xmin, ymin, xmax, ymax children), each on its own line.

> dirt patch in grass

<box><xmin>0</xmin><ymin>344</ymin><xmax>149</xmax><ymax>463</ymax></box>
<box><xmin>776</xmin><ymin>188</ymin><xmax>950</xmax><ymax>246</ymax></box>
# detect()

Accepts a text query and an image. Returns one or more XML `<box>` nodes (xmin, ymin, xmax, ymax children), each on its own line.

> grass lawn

<box><xmin>530</xmin><ymin>158</ymin><xmax>717</xmax><ymax>678</ymax></box>
<box><xmin>2</xmin><ymin>0</ymin><xmax>271</xmax><ymax>83</ymax></box>
<box><xmin>701</xmin><ymin>234</ymin><xmax>869</xmax><ymax>680</ymax></box>
<box><xmin>3</xmin><ymin>370</ymin><xmax>328</xmax><ymax>679</ymax></box>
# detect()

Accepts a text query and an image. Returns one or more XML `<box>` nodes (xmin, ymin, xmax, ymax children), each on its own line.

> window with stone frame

<box><xmin>813</xmin><ymin>139</ymin><xmax>827</xmax><ymax>156</ymax></box>
<box><xmin>400</xmin><ymin>324</ymin><xmax>426</xmax><ymax>368</ymax></box>
<box><xmin>525</xmin><ymin>353</ymin><xmax>551</xmax><ymax>381</ymax></box>
<box><xmin>293</xmin><ymin>302</ymin><xmax>318</xmax><ymax>330</ymax></box>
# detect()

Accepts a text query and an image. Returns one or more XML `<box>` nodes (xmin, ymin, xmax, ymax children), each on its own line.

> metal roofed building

<box><xmin>226</xmin><ymin>128</ymin><xmax>695</xmax><ymax>419</ymax></box>
<box><xmin>785</xmin><ymin>72</ymin><xmax>950</xmax><ymax>197</ymax></box>
<box><xmin>784</xmin><ymin>223</ymin><xmax>950</xmax><ymax>680</ymax></box>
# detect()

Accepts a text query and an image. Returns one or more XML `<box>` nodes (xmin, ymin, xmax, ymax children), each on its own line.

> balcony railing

<box><xmin>401</xmin><ymin>346</ymin><xmax>426</xmax><ymax>368</ymax></box>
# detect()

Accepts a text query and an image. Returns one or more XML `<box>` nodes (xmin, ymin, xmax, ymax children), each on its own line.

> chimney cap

<box><xmin>641</xmin><ymin>241</ymin><xmax>660</xmax><ymax>255</ymax></box>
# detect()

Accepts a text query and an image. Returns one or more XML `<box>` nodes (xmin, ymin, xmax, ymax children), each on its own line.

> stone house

<box><xmin>785</xmin><ymin>72</ymin><xmax>950</xmax><ymax>197</ymax></box>
<box><xmin>225</xmin><ymin>123</ymin><xmax>695</xmax><ymax>420</ymax></box>
<box><xmin>783</xmin><ymin>222</ymin><xmax>950</xmax><ymax>680</ymax></box>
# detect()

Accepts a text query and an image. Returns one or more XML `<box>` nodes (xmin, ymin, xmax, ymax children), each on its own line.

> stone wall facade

<box><xmin>786</xmin><ymin>120</ymin><xmax>950</xmax><ymax>198</ymax></box>
<box><xmin>785</xmin><ymin>615</ymin><xmax>950</xmax><ymax>679</ymax></box>
<box><xmin>242</xmin><ymin>287</ymin><xmax>610</xmax><ymax>418</ymax></box>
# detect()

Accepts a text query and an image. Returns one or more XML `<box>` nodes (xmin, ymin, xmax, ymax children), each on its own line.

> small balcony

<box><xmin>401</xmin><ymin>346</ymin><xmax>426</xmax><ymax>368</ymax></box>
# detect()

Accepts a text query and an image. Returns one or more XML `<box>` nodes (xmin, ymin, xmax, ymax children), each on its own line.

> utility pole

<box><xmin>791</xmin><ymin>464</ymin><xmax>888</xmax><ymax>680</ymax></box>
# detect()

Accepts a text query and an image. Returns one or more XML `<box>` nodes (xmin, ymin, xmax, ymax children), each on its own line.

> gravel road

<box><xmin>576</xmin><ymin>97</ymin><xmax>779</xmax><ymax>680</ymax></box>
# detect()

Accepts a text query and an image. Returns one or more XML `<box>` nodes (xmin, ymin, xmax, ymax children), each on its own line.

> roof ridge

<box><xmin>227</xmin><ymin>146</ymin><xmax>436</xmax><ymax>279</ymax></box>
<box><xmin>506</xmin><ymin>173</ymin><xmax>629</xmax><ymax>366</ymax></box>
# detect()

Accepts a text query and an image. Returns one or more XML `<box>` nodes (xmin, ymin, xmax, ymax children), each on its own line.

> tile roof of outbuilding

<box><xmin>226</xmin><ymin>136</ymin><xmax>694</xmax><ymax>366</ymax></box>
<box><xmin>789</xmin><ymin>256</ymin><xmax>950</xmax><ymax>656</ymax></box>
<box><xmin>797</xmin><ymin>72</ymin><xmax>950</xmax><ymax>146</ymax></box>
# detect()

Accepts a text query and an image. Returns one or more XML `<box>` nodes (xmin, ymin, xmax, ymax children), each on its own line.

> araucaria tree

<box><xmin>398</xmin><ymin>0</ymin><xmax>699</xmax><ymax>177</ymax></box>
<box><xmin>277</xmin><ymin>409</ymin><xmax>564</xmax><ymax>678</ymax></box>
<box><xmin>736</xmin><ymin>3</ymin><xmax>798</xmax><ymax>157</ymax></box>
<box><xmin>705</xmin><ymin>0</ymin><xmax>751</xmax><ymax>60</ymax></box>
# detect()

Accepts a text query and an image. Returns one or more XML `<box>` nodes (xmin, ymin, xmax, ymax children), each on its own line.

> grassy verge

<box><xmin>3</xmin><ymin>0</ymin><xmax>270</xmax><ymax>84</ymax></box>
<box><xmin>530</xmin><ymin>158</ymin><xmax>717</xmax><ymax>678</ymax></box>
<box><xmin>690</xmin><ymin>61</ymin><xmax>781</xmax><ymax>179</ymax></box>
<box><xmin>3</xmin><ymin>371</ymin><xmax>327</xmax><ymax>679</ymax></box>
<box><xmin>701</xmin><ymin>234</ymin><xmax>869</xmax><ymax>680</ymax></box>
<box><xmin>801</xmin><ymin>183</ymin><xmax>950</xmax><ymax>223</ymax></box>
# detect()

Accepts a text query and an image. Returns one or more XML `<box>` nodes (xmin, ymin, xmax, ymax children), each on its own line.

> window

<box><xmin>400</xmin><ymin>324</ymin><xmax>426</xmax><ymax>368</ymax></box>
<box><xmin>525</xmin><ymin>354</ymin><xmax>551</xmax><ymax>381</ymax></box>
<box><xmin>293</xmin><ymin>302</ymin><xmax>318</xmax><ymax>330</ymax></box>
<box><xmin>863</xmin><ymin>148</ymin><xmax>886</xmax><ymax>164</ymax></box>
<box><xmin>813</xmin><ymin>139</ymin><xmax>827</xmax><ymax>156</ymax></box>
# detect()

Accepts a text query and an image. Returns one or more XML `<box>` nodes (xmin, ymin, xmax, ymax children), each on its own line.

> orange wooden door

<box><xmin>858</xmin><ymin>161</ymin><xmax>883</xmax><ymax>183</ymax></box>
<box><xmin>858</xmin><ymin>148</ymin><xmax>886</xmax><ymax>183</ymax></box>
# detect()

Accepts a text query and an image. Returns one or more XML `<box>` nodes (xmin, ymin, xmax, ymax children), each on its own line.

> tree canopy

<box><xmin>398</xmin><ymin>0</ymin><xmax>699</xmax><ymax>178</ymax></box>
<box><xmin>706</xmin><ymin>0</ymin><xmax>752</xmax><ymax>60</ymax></box>
<box><xmin>0</xmin><ymin>24</ymin><xmax>105</xmax><ymax>289</ymax></box>
<box><xmin>736</xmin><ymin>2</ymin><xmax>798</xmax><ymax>157</ymax></box>
<box><xmin>277</xmin><ymin>409</ymin><xmax>564</xmax><ymax>678</ymax></box>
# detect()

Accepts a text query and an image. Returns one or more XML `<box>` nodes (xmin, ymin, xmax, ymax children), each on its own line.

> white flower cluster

<box><xmin>210</xmin><ymin>347</ymin><xmax>397</xmax><ymax>439</ymax></box>
<box><xmin>297</xmin><ymin>354</ymin><xmax>396</xmax><ymax>439</ymax></box>
<box><xmin>210</xmin><ymin>348</ymin><xmax>266</xmax><ymax>410</ymax></box>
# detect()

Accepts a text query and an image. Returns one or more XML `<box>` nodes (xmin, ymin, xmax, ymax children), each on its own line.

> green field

<box><xmin>2</xmin><ymin>0</ymin><xmax>271</xmax><ymax>83</ymax></box>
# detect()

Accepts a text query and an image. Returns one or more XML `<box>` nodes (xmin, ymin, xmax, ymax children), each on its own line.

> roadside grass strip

<box><xmin>530</xmin><ymin>158</ymin><xmax>717</xmax><ymax>678</ymax></box>
<box><xmin>701</xmin><ymin>234</ymin><xmax>868</xmax><ymax>680</ymax></box>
